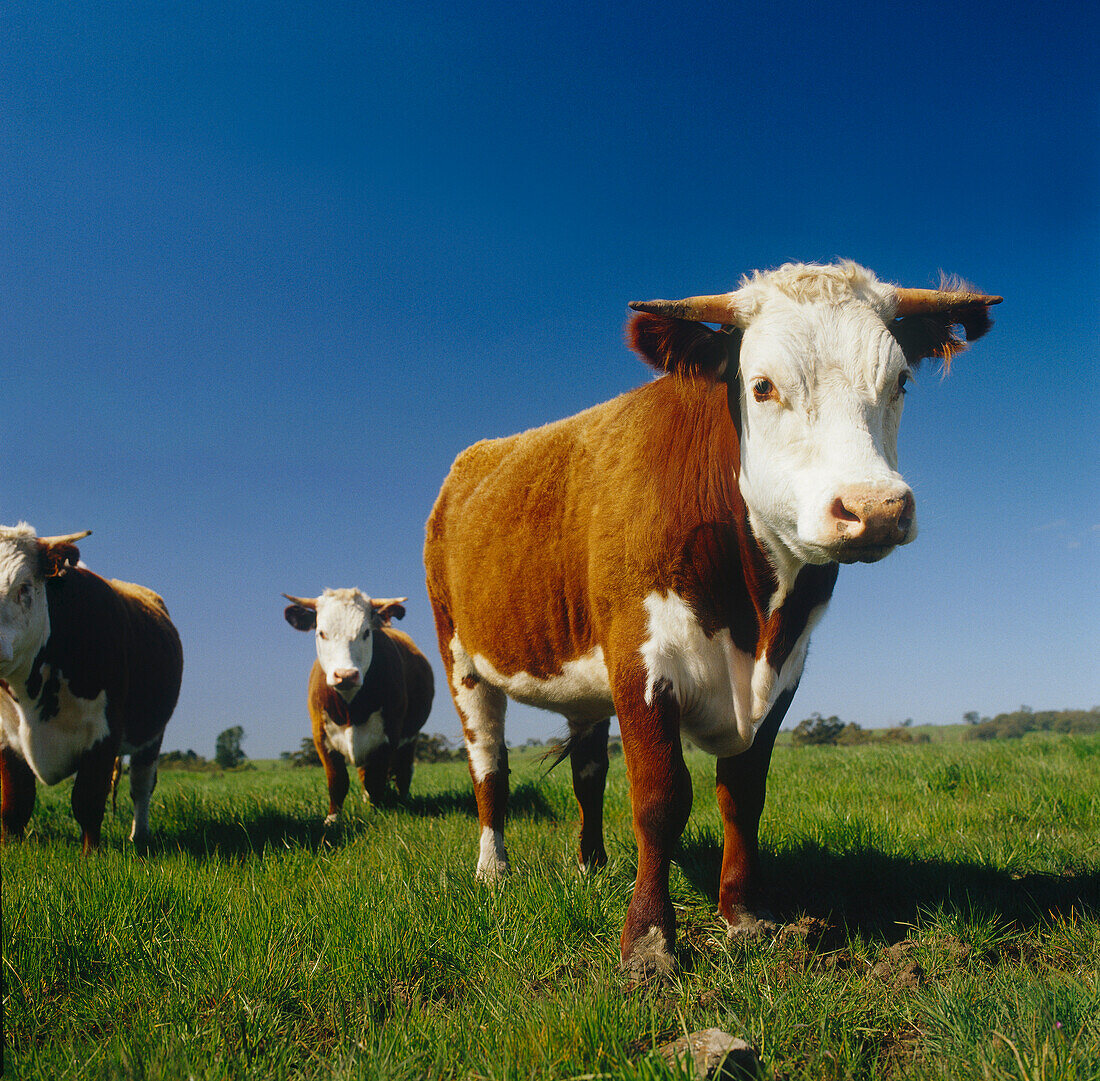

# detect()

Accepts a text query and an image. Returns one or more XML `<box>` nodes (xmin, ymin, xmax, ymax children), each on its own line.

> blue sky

<box><xmin>4</xmin><ymin>1</ymin><xmax>1097</xmax><ymax>759</ymax></box>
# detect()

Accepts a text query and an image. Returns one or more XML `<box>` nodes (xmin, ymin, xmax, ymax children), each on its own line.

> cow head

<box><xmin>283</xmin><ymin>589</ymin><xmax>407</xmax><ymax>701</ymax></box>
<box><xmin>629</xmin><ymin>261</ymin><xmax>999</xmax><ymax>574</ymax></box>
<box><xmin>0</xmin><ymin>524</ymin><xmax>90</xmax><ymax>679</ymax></box>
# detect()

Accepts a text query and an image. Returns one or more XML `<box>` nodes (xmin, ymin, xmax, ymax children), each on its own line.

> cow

<box><xmin>423</xmin><ymin>260</ymin><xmax>1000</xmax><ymax>975</ymax></box>
<box><xmin>283</xmin><ymin>589</ymin><xmax>435</xmax><ymax>821</ymax></box>
<box><xmin>0</xmin><ymin>525</ymin><xmax>183</xmax><ymax>851</ymax></box>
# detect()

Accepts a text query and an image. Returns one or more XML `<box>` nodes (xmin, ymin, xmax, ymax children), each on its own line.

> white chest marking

<box><xmin>0</xmin><ymin>668</ymin><xmax>110</xmax><ymax>785</ymax></box>
<box><xmin>639</xmin><ymin>591</ymin><xmax>826</xmax><ymax>757</ymax></box>
<box><xmin>323</xmin><ymin>710</ymin><xmax>387</xmax><ymax>766</ymax></box>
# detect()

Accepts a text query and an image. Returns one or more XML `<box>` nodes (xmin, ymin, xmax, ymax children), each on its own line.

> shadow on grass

<box><xmin>150</xmin><ymin>780</ymin><xmax>557</xmax><ymax>860</ymax></box>
<box><xmin>675</xmin><ymin>835</ymin><xmax>1100</xmax><ymax>939</ymax></box>
<box><xmin>404</xmin><ymin>779</ymin><xmax>558</xmax><ymax>821</ymax></box>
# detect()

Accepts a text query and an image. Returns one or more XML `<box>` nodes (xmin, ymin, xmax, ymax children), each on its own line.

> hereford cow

<box><xmin>283</xmin><ymin>589</ymin><xmax>434</xmax><ymax>820</ymax></box>
<box><xmin>424</xmin><ymin>261</ymin><xmax>1000</xmax><ymax>975</ymax></box>
<box><xmin>0</xmin><ymin>525</ymin><xmax>183</xmax><ymax>851</ymax></box>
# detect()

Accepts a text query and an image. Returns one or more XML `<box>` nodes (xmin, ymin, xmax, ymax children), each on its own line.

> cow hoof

<box><xmin>475</xmin><ymin>856</ymin><xmax>511</xmax><ymax>882</ymax></box>
<box><xmin>622</xmin><ymin>926</ymin><xmax>677</xmax><ymax>980</ymax></box>
<box><xmin>724</xmin><ymin>910</ymin><xmax>778</xmax><ymax>941</ymax></box>
<box><xmin>323</xmin><ymin>813</ymin><xmax>338</xmax><ymax>827</ymax></box>
<box><xmin>623</xmin><ymin>927</ymin><xmax>676</xmax><ymax>980</ymax></box>
<box><xmin>476</xmin><ymin>828</ymin><xmax>510</xmax><ymax>881</ymax></box>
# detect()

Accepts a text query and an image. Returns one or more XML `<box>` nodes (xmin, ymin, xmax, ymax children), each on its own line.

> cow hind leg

<box><xmin>357</xmin><ymin>744</ymin><xmax>392</xmax><ymax>806</ymax></box>
<box><xmin>569</xmin><ymin>718</ymin><xmax>610</xmax><ymax>870</ymax></box>
<box><xmin>390</xmin><ymin>738</ymin><xmax>417</xmax><ymax>798</ymax></box>
<box><xmin>128</xmin><ymin>738</ymin><xmax>163</xmax><ymax>848</ymax></box>
<box><xmin>446</xmin><ymin>642</ymin><xmax>510</xmax><ymax>880</ymax></box>
<box><xmin>1</xmin><ymin>746</ymin><xmax>37</xmax><ymax>841</ymax></box>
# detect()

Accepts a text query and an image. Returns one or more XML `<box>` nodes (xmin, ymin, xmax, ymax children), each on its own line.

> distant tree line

<box><xmin>790</xmin><ymin>713</ymin><xmax>930</xmax><ymax>746</ymax></box>
<box><xmin>160</xmin><ymin>726</ymin><xmax>252</xmax><ymax>771</ymax></box>
<box><xmin>788</xmin><ymin>707</ymin><xmax>1100</xmax><ymax>747</ymax></box>
<box><xmin>159</xmin><ymin>748</ymin><xmax>213</xmax><ymax>771</ymax></box>
<box><xmin>962</xmin><ymin>706</ymin><xmax>1100</xmax><ymax>741</ymax></box>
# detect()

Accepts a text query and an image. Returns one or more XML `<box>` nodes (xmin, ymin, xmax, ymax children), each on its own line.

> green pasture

<box><xmin>3</xmin><ymin>735</ymin><xmax>1099</xmax><ymax>1080</ymax></box>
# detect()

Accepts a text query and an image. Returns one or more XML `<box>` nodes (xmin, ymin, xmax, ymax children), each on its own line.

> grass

<box><xmin>3</xmin><ymin>734</ymin><xmax>1099</xmax><ymax>1080</ymax></box>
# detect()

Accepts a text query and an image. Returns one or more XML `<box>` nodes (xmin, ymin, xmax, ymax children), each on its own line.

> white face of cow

<box><xmin>283</xmin><ymin>590</ymin><xmax>407</xmax><ymax>702</ymax></box>
<box><xmin>736</xmin><ymin>294</ymin><xmax>916</xmax><ymax>569</ymax></box>
<box><xmin>313</xmin><ymin>591</ymin><xmax>375</xmax><ymax>700</ymax></box>
<box><xmin>0</xmin><ymin>527</ymin><xmax>52</xmax><ymax>679</ymax></box>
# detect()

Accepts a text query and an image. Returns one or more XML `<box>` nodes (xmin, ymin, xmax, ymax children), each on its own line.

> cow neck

<box><xmin>19</xmin><ymin>572</ymin><xmax>98</xmax><ymax>714</ymax></box>
<box><xmin>652</xmin><ymin>374</ymin><xmax>838</xmax><ymax>667</ymax></box>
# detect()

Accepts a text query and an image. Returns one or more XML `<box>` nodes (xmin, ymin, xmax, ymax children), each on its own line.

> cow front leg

<box><xmin>1</xmin><ymin>746</ymin><xmax>36</xmax><ymax>841</ymax></box>
<box><xmin>715</xmin><ymin>688</ymin><xmax>791</xmax><ymax>935</ymax></box>
<box><xmin>316</xmin><ymin>736</ymin><xmax>350</xmax><ymax>825</ymax></box>
<box><xmin>128</xmin><ymin>737</ymin><xmax>164</xmax><ymax>848</ymax></box>
<box><xmin>569</xmin><ymin>718</ymin><xmax>610</xmax><ymax>870</ymax></box>
<box><xmin>72</xmin><ymin>737</ymin><xmax>119</xmax><ymax>852</ymax></box>
<box><xmin>616</xmin><ymin>675</ymin><xmax>692</xmax><ymax>977</ymax></box>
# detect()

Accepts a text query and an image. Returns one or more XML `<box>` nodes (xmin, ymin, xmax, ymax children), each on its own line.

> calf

<box><xmin>0</xmin><ymin>525</ymin><xmax>183</xmax><ymax>850</ymax></box>
<box><xmin>283</xmin><ymin>589</ymin><xmax>434</xmax><ymax>821</ymax></box>
<box><xmin>424</xmin><ymin>261</ymin><xmax>1000</xmax><ymax>974</ymax></box>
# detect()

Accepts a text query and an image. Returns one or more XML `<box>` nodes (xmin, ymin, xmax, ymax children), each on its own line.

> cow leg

<box><xmin>128</xmin><ymin>737</ymin><xmax>163</xmax><ymax>848</ymax></box>
<box><xmin>430</xmin><ymin>614</ymin><xmax>510</xmax><ymax>879</ymax></box>
<box><xmin>357</xmin><ymin>743</ymin><xmax>392</xmax><ymax>805</ymax></box>
<box><xmin>462</xmin><ymin>681</ymin><xmax>510</xmax><ymax>880</ymax></box>
<box><xmin>71</xmin><ymin>737</ymin><xmax>119</xmax><ymax>853</ymax></box>
<box><xmin>389</xmin><ymin>738</ymin><xmax>417</xmax><ymax>798</ymax></box>
<box><xmin>1</xmin><ymin>746</ymin><xmax>36</xmax><ymax>841</ymax></box>
<box><xmin>569</xmin><ymin>718</ymin><xmax>610</xmax><ymax>870</ymax></box>
<box><xmin>616</xmin><ymin>673</ymin><xmax>691</xmax><ymax>977</ymax></box>
<box><xmin>317</xmin><ymin>736</ymin><xmax>350</xmax><ymax>826</ymax></box>
<box><xmin>110</xmin><ymin>756</ymin><xmax>123</xmax><ymax>812</ymax></box>
<box><xmin>715</xmin><ymin>688</ymin><xmax>792</xmax><ymax>935</ymax></box>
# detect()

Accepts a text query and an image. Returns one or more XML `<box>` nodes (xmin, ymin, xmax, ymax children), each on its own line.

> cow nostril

<box><xmin>831</xmin><ymin>498</ymin><xmax>861</xmax><ymax>524</ymax></box>
<box><xmin>831</xmin><ymin>497</ymin><xmax>863</xmax><ymax>535</ymax></box>
<box><xmin>895</xmin><ymin>492</ymin><xmax>915</xmax><ymax>533</ymax></box>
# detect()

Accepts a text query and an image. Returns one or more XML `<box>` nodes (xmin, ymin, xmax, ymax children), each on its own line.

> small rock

<box><xmin>658</xmin><ymin>1028</ymin><xmax>765</xmax><ymax>1079</ymax></box>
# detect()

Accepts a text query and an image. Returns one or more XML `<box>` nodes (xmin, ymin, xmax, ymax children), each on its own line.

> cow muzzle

<box><xmin>330</xmin><ymin>668</ymin><xmax>362</xmax><ymax>692</ymax></box>
<box><xmin>828</xmin><ymin>485</ymin><xmax>916</xmax><ymax>563</ymax></box>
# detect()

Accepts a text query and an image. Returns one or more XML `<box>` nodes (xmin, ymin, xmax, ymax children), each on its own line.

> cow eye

<box><xmin>318</xmin><ymin>630</ymin><xmax>328</xmax><ymax>641</ymax></box>
<box><xmin>18</xmin><ymin>582</ymin><xmax>34</xmax><ymax>606</ymax></box>
<box><xmin>361</xmin><ymin>628</ymin><xmax>371</xmax><ymax>640</ymax></box>
<box><xmin>895</xmin><ymin>371</ymin><xmax>910</xmax><ymax>399</ymax></box>
<box><xmin>752</xmin><ymin>378</ymin><xmax>776</xmax><ymax>402</ymax></box>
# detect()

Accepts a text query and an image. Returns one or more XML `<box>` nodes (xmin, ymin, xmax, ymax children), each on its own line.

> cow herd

<box><xmin>1</xmin><ymin>260</ymin><xmax>1000</xmax><ymax>974</ymax></box>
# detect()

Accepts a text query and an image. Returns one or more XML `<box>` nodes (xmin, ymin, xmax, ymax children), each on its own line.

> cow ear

<box><xmin>283</xmin><ymin>597</ymin><xmax>317</xmax><ymax>631</ymax></box>
<box><xmin>371</xmin><ymin>597</ymin><xmax>407</xmax><ymax>626</ymax></box>
<box><xmin>38</xmin><ymin>539</ymin><xmax>83</xmax><ymax>579</ymax></box>
<box><xmin>627</xmin><ymin>312</ymin><xmax>735</xmax><ymax>379</ymax></box>
<box><xmin>889</xmin><ymin>280</ymin><xmax>996</xmax><ymax>370</ymax></box>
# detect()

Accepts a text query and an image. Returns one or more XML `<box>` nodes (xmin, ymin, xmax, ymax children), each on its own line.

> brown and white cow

<box><xmin>0</xmin><ymin>525</ymin><xmax>183</xmax><ymax>851</ymax></box>
<box><xmin>424</xmin><ymin>261</ymin><xmax>999</xmax><ymax>974</ymax></box>
<box><xmin>283</xmin><ymin>589</ymin><xmax>434</xmax><ymax>820</ymax></box>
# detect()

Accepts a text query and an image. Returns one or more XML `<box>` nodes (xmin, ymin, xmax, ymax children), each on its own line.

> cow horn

<box><xmin>37</xmin><ymin>530</ymin><xmax>92</xmax><ymax>547</ymax></box>
<box><xmin>629</xmin><ymin>293</ymin><xmax>744</xmax><ymax>324</ymax></box>
<box><xmin>282</xmin><ymin>593</ymin><xmax>317</xmax><ymax>610</ymax></box>
<box><xmin>893</xmin><ymin>288</ymin><xmax>1003</xmax><ymax>316</ymax></box>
